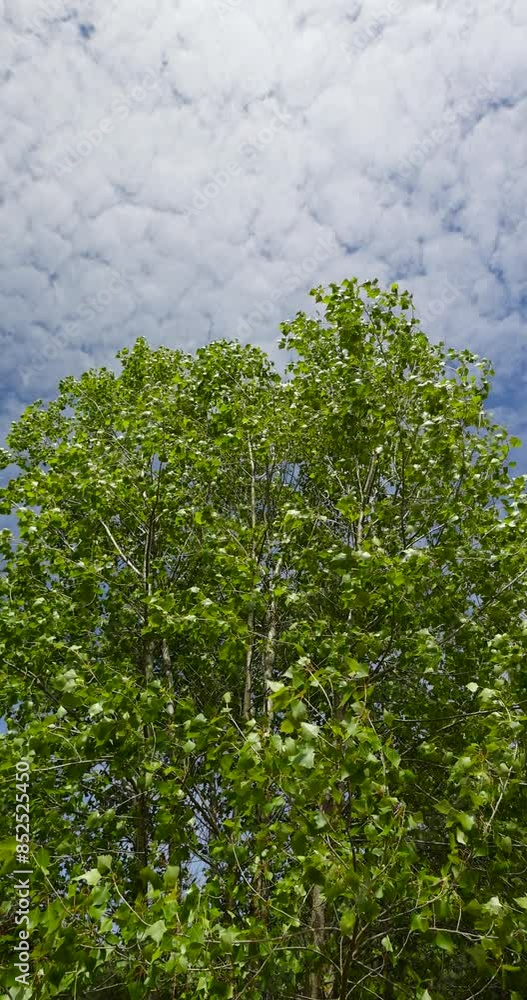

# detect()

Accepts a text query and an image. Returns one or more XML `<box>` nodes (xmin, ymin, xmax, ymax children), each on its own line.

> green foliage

<box><xmin>0</xmin><ymin>278</ymin><xmax>527</xmax><ymax>998</ymax></box>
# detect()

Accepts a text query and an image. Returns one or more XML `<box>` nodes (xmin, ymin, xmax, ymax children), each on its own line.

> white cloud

<box><xmin>0</xmin><ymin>0</ymin><xmax>525</xmax><ymax>455</ymax></box>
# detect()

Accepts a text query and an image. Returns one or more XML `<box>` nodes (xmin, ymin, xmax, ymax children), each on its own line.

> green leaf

<box><xmin>294</xmin><ymin>746</ymin><xmax>315</xmax><ymax>769</ymax></box>
<box><xmin>143</xmin><ymin>919</ymin><xmax>167</xmax><ymax>944</ymax></box>
<box><xmin>478</xmin><ymin>688</ymin><xmax>498</xmax><ymax>704</ymax></box>
<box><xmin>483</xmin><ymin>896</ymin><xmax>502</xmax><ymax>915</ymax></box>
<box><xmin>34</xmin><ymin>847</ymin><xmax>50</xmax><ymax>874</ymax></box>
<box><xmin>0</xmin><ymin>838</ymin><xmax>17</xmax><ymax>861</ymax></box>
<box><xmin>74</xmin><ymin>868</ymin><xmax>101</xmax><ymax>886</ymax></box>
<box><xmin>290</xmin><ymin>699</ymin><xmax>307</xmax><ymax>721</ymax></box>
<box><xmin>164</xmin><ymin>865</ymin><xmax>179</xmax><ymax>888</ymax></box>
<box><xmin>267</xmin><ymin>680</ymin><xmax>286</xmax><ymax>694</ymax></box>
<box><xmin>96</xmin><ymin>854</ymin><xmax>113</xmax><ymax>872</ymax></box>
<box><xmin>219</xmin><ymin>927</ymin><xmax>237</xmax><ymax>953</ymax></box>
<box><xmin>410</xmin><ymin>913</ymin><xmax>429</xmax><ymax>932</ymax></box>
<box><xmin>457</xmin><ymin>812</ymin><xmax>475</xmax><ymax>832</ymax></box>
<box><xmin>347</xmin><ymin>659</ymin><xmax>369</xmax><ymax>678</ymax></box>
<box><xmin>340</xmin><ymin>909</ymin><xmax>356</xmax><ymax>935</ymax></box>
<box><xmin>435</xmin><ymin>932</ymin><xmax>454</xmax><ymax>954</ymax></box>
<box><xmin>300</xmin><ymin>722</ymin><xmax>320</xmax><ymax>740</ymax></box>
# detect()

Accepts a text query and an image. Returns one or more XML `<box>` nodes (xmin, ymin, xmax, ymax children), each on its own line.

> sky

<box><xmin>0</xmin><ymin>0</ymin><xmax>526</xmax><ymax>455</ymax></box>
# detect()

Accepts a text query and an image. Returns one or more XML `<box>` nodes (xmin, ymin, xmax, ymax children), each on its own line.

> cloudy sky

<box><xmin>1</xmin><ymin>0</ymin><xmax>526</xmax><ymax>453</ymax></box>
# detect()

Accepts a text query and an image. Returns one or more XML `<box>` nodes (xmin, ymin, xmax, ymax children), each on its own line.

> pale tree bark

<box><xmin>262</xmin><ymin>554</ymin><xmax>282</xmax><ymax>723</ymax></box>
<box><xmin>134</xmin><ymin>490</ymin><xmax>159</xmax><ymax>903</ymax></box>
<box><xmin>243</xmin><ymin>607</ymin><xmax>255</xmax><ymax>721</ymax></box>
<box><xmin>161</xmin><ymin>638</ymin><xmax>175</xmax><ymax>718</ymax></box>
<box><xmin>243</xmin><ymin>437</ymin><xmax>258</xmax><ymax>721</ymax></box>
<box><xmin>308</xmin><ymin>883</ymin><xmax>326</xmax><ymax>999</ymax></box>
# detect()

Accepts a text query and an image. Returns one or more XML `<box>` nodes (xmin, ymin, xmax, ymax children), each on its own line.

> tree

<box><xmin>0</xmin><ymin>277</ymin><xmax>526</xmax><ymax>999</ymax></box>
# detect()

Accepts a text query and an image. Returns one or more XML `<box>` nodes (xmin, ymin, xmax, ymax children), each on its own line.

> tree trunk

<box><xmin>308</xmin><ymin>883</ymin><xmax>326</xmax><ymax>999</ymax></box>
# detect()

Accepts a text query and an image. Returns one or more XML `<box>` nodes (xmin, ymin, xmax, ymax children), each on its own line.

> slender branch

<box><xmin>161</xmin><ymin>638</ymin><xmax>175</xmax><ymax>717</ymax></box>
<box><xmin>243</xmin><ymin>436</ymin><xmax>258</xmax><ymax>721</ymax></box>
<box><xmin>99</xmin><ymin>519</ymin><xmax>141</xmax><ymax>576</ymax></box>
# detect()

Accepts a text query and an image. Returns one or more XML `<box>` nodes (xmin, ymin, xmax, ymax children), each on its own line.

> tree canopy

<box><xmin>1</xmin><ymin>277</ymin><xmax>526</xmax><ymax>999</ymax></box>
